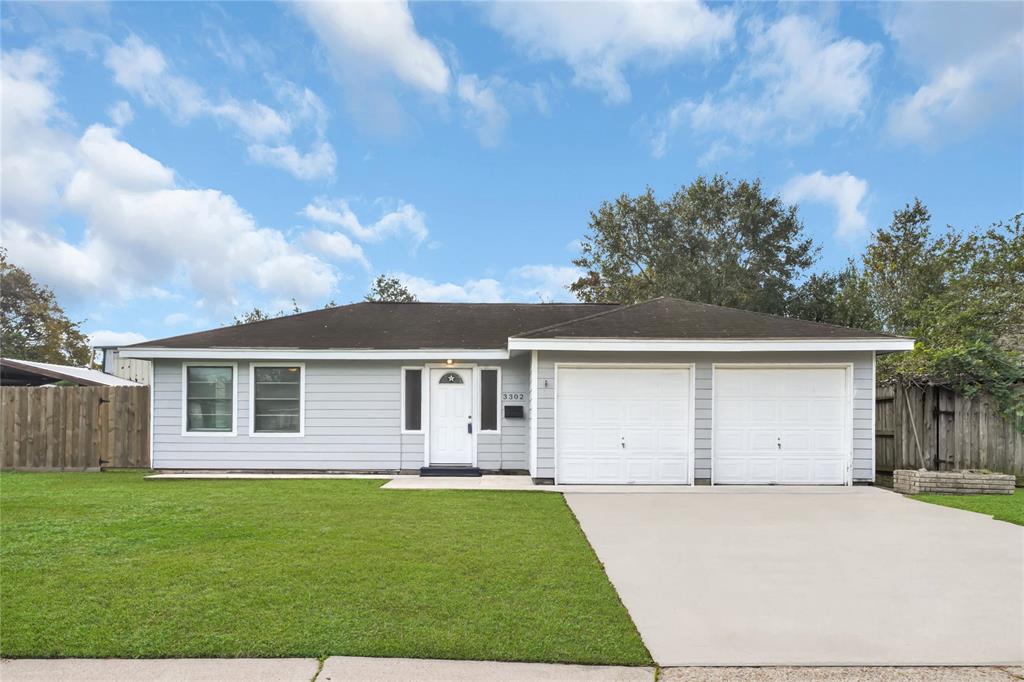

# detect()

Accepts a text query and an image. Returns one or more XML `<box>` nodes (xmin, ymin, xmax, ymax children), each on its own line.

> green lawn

<box><xmin>912</xmin><ymin>488</ymin><xmax>1024</xmax><ymax>525</ymax></box>
<box><xmin>0</xmin><ymin>472</ymin><xmax>649</xmax><ymax>664</ymax></box>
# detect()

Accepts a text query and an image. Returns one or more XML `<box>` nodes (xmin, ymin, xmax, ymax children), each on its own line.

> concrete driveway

<box><xmin>566</xmin><ymin>486</ymin><xmax>1024</xmax><ymax>667</ymax></box>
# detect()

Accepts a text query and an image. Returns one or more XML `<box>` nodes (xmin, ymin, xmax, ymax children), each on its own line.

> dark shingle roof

<box><xmin>126</xmin><ymin>298</ymin><xmax>907</xmax><ymax>351</ymax></box>
<box><xmin>128</xmin><ymin>302</ymin><xmax>616</xmax><ymax>350</ymax></box>
<box><xmin>513</xmin><ymin>298</ymin><xmax>907</xmax><ymax>341</ymax></box>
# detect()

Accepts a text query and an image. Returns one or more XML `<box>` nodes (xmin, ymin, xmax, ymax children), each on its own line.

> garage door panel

<box><xmin>813</xmin><ymin>429</ymin><xmax>844</xmax><ymax>451</ymax></box>
<box><xmin>778</xmin><ymin>400</ymin><xmax>810</xmax><ymax>422</ymax></box>
<box><xmin>780</xmin><ymin>458</ymin><xmax>812</xmax><ymax>482</ymax></box>
<box><xmin>748</xmin><ymin>458</ymin><xmax>777</xmax><ymax>483</ymax></box>
<box><xmin>559</xmin><ymin>428</ymin><xmax>591</xmax><ymax>451</ymax></box>
<box><xmin>626</xmin><ymin>401</ymin><xmax>654</xmax><ymax>421</ymax></box>
<box><xmin>624</xmin><ymin>429</ymin><xmax>656</xmax><ymax>449</ymax></box>
<box><xmin>657</xmin><ymin>458</ymin><xmax>688</xmax><ymax>482</ymax></box>
<box><xmin>749</xmin><ymin>430</ymin><xmax>778</xmax><ymax>451</ymax></box>
<box><xmin>656</xmin><ymin>400</ymin><xmax>686</xmax><ymax>420</ymax></box>
<box><xmin>813</xmin><ymin>458</ymin><xmax>845</xmax><ymax>482</ymax></box>
<box><xmin>779</xmin><ymin>431</ymin><xmax>812</xmax><ymax>452</ymax></box>
<box><xmin>658</xmin><ymin>429</ymin><xmax>688</xmax><ymax>450</ymax></box>
<box><xmin>591</xmin><ymin>429</ymin><xmax>623</xmax><ymax>451</ymax></box>
<box><xmin>716</xmin><ymin>398</ymin><xmax>749</xmax><ymax>421</ymax></box>
<box><xmin>557</xmin><ymin>367</ymin><xmax>691</xmax><ymax>485</ymax></box>
<box><xmin>714</xmin><ymin>367</ymin><xmax>849</xmax><ymax>485</ymax></box>
<box><xmin>593</xmin><ymin>400</ymin><xmax>621</xmax><ymax>421</ymax></box>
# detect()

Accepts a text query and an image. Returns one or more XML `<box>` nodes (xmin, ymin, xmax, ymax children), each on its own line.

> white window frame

<box><xmin>248</xmin><ymin>362</ymin><xmax>305</xmax><ymax>438</ymax></box>
<box><xmin>476</xmin><ymin>365</ymin><xmax>502</xmax><ymax>434</ymax></box>
<box><xmin>400</xmin><ymin>366</ymin><xmax>426</xmax><ymax>435</ymax></box>
<box><xmin>181</xmin><ymin>361</ymin><xmax>238</xmax><ymax>437</ymax></box>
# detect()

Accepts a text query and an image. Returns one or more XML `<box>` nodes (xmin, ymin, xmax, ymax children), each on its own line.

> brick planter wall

<box><xmin>893</xmin><ymin>469</ymin><xmax>1016</xmax><ymax>495</ymax></box>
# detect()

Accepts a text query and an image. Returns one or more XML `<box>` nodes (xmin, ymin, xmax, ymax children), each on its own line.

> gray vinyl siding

<box><xmin>534</xmin><ymin>350</ymin><xmax>875</xmax><ymax>483</ymax></box>
<box><xmin>152</xmin><ymin>357</ymin><xmax>528</xmax><ymax>471</ymax></box>
<box><xmin>477</xmin><ymin>354</ymin><xmax>530</xmax><ymax>471</ymax></box>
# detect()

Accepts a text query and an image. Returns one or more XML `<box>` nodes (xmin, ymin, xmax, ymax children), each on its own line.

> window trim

<box><xmin>181</xmin><ymin>361</ymin><xmax>238</xmax><ymax>437</ymax></box>
<box><xmin>248</xmin><ymin>362</ymin><xmax>305</xmax><ymax>438</ymax></box>
<box><xmin>478</xmin><ymin>365</ymin><xmax>501</xmax><ymax>434</ymax></box>
<box><xmin>401</xmin><ymin>366</ymin><xmax>425</xmax><ymax>434</ymax></box>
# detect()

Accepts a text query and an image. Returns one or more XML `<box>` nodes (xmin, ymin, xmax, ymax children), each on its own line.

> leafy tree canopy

<box><xmin>364</xmin><ymin>274</ymin><xmax>418</xmax><ymax>303</ymax></box>
<box><xmin>866</xmin><ymin>204</ymin><xmax>1023</xmax><ymax>419</ymax></box>
<box><xmin>570</xmin><ymin>176</ymin><xmax>817</xmax><ymax>315</ymax></box>
<box><xmin>0</xmin><ymin>247</ymin><xmax>91</xmax><ymax>365</ymax></box>
<box><xmin>231</xmin><ymin>299</ymin><xmax>335</xmax><ymax>325</ymax></box>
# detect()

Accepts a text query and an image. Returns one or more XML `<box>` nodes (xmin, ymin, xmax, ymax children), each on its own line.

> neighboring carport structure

<box><xmin>0</xmin><ymin>357</ymin><xmax>141</xmax><ymax>387</ymax></box>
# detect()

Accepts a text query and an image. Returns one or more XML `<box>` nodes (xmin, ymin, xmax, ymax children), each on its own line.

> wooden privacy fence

<box><xmin>875</xmin><ymin>383</ymin><xmax>1024</xmax><ymax>481</ymax></box>
<box><xmin>1</xmin><ymin>386</ymin><xmax>150</xmax><ymax>470</ymax></box>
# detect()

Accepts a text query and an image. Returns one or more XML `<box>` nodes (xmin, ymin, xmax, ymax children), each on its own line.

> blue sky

<box><xmin>1</xmin><ymin>1</ymin><xmax>1022</xmax><ymax>347</ymax></box>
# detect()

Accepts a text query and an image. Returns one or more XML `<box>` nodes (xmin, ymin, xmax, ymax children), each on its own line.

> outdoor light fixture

<box><xmin>445</xmin><ymin>359</ymin><xmax>455</xmax><ymax>366</ymax></box>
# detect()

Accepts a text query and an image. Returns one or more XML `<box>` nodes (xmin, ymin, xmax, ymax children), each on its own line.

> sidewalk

<box><xmin>0</xmin><ymin>657</ymin><xmax>652</xmax><ymax>681</ymax></box>
<box><xmin>2</xmin><ymin>657</ymin><xmax>1020</xmax><ymax>681</ymax></box>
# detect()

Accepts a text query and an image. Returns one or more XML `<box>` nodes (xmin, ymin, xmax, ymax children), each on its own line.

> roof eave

<box><xmin>118</xmin><ymin>347</ymin><xmax>511</xmax><ymax>360</ymax></box>
<box><xmin>506</xmin><ymin>337</ymin><xmax>915</xmax><ymax>352</ymax></box>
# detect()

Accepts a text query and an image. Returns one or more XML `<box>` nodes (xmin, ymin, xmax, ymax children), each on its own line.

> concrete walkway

<box><xmin>2</xmin><ymin>658</ymin><xmax>1021</xmax><ymax>681</ymax></box>
<box><xmin>0</xmin><ymin>657</ymin><xmax>652</xmax><ymax>681</ymax></box>
<box><xmin>566</xmin><ymin>486</ymin><xmax>1024</xmax><ymax>667</ymax></box>
<box><xmin>382</xmin><ymin>475</ymin><xmax>874</xmax><ymax>494</ymax></box>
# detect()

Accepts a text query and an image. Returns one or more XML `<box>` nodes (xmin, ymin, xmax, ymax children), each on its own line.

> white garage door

<box><xmin>714</xmin><ymin>366</ymin><xmax>849</xmax><ymax>485</ymax></box>
<box><xmin>556</xmin><ymin>366</ymin><xmax>691</xmax><ymax>484</ymax></box>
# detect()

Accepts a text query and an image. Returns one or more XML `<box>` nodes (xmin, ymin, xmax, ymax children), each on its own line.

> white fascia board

<box><xmin>506</xmin><ymin>337</ymin><xmax>915</xmax><ymax>353</ymax></box>
<box><xmin>119</xmin><ymin>347</ymin><xmax>510</xmax><ymax>360</ymax></box>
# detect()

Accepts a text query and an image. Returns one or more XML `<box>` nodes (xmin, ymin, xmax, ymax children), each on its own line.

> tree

<box><xmin>0</xmin><ymin>248</ymin><xmax>91</xmax><ymax>365</ymax></box>
<box><xmin>858</xmin><ymin>203</ymin><xmax>1023</xmax><ymax>420</ymax></box>
<box><xmin>230</xmin><ymin>299</ymin><xmax>339</xmax><ymax>325</ymax></box>
<box><xmin>786</xmin><ymin>261</ymin><xmax>877</xmax><ymax>330</ymax></box>
<box><xmin>364</xmin><ymin>274</ymin><xmax>417</xmax><ymax>303</ymax></box>
<box><xmin>232</xmin><ymin>299</ymin><xmax>305</xmax><ymax>325</ymax></box>
<box><xmin>570</xmin><ymin>176</ymin><xmax>817</xmax><ymax>314</ymax></box>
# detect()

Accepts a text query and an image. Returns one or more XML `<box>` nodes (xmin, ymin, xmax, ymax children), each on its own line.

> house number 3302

<box><xmin>502</xmin><ymin>392</ymin><xmax>525</xmax><ymax>401</ymax></box>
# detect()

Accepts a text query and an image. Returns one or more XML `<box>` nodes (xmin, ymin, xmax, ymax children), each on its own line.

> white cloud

<box><xmin>650</xmin><ymin>15</ymin><xmax>879</xmax><ymax>157</ymax></box>
<box><xmin>1</xmin><ymin>53</ymin><xmax>342</xmax><ymax>309</ymax></box>
<box><xmin>304</xmin><ymin>229</ymin><xmax>371</xmax><ymax>270</ymax></box>
<box><xmin>0</xmin><ymin>49</ymin><xmax>77</xmax><ymax>225</ymax></box>
<box><xmin>508</xmin><ymin>264</ymin><xmax>580</xmax><ymax>302</ymax></box>
<box><xmin>87</xmin><ymin>330</ymin><xmax>147</xmax><ymax>347</ymax></box>
<box><xmin>884</xmin><ymin>3</ymin><xmax>1023</xmax><ymax>144</ymax></box>
<box><xmin>103</xmin><ymin>36</ymin><xmax>335</xmax><ymax>179</ymax></box>
<box><xmin>293</xmin><ymin>1</ymin><xmax>450</xmax><ymax>96</ymax></box>
<box><xmin>395</xmin><ymin>264</ymin><xmax>581</xmax><ymax>303</ymax></box>
<box><xmin>163</xmin><ymin>312</ymin><xmax>189</xmax><ymax>326</ymax></box>
<box><xmin>457</xmin><ymin>74</ymin><xmax>508</xmax><ymax>148</ymax></box>
<box><xmin>455</xmin><ymin>73</ymin><xmax>549</xmax><ymax>148</ymax></box>
<box><xmin>782</xmin><ymin>171</ymin><xmax>869</xmax><ymax>239</ymax></box>
<box><xmin>486</xmin><ymin>1</ymin><xmax>734</xmax><ymax>104</ymax></box>
<box><xmin>302</xmin><ymin>198</ymin><xmax>428</xmax><ymax>245</ymax></box>
<box><xmin>399</xmin><ymin>273</ymin><xmax>505</xmax><ymax>303</ymax></box>
<box><xmin>108</xmin><ymin>100</ymin><xmax>133</xmax><ymax>128</ymax></box>
<box><xmin>247</xmin><ymin>140</ymin><xmax>337</xmax><ymax>181</ymax></box>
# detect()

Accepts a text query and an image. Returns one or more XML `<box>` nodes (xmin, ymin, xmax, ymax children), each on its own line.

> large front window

<box><xmin>252</xmin><ymin>366</ymin><xmax>302</xmax><ymax>434</ymax></box>
<box><xmin>186</xmin><ymin>365</ymin><xmax>234</xmax><ymax>432</ymax></box>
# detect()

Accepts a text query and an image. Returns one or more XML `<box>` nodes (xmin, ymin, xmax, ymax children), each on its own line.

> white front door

<box><xmin>713</xmin><ymin>366</ymin><xmax>849</xmax><ymax>485</ymax></box>
<box><xmin>429</xmin><ymin>368</ymin><xmax>473</xmax><ymax>465</ymax></box>
<box><xmin>556</xmin><ymin>366</ymin><xmax>692</xmax><ymax>484</ymax></box>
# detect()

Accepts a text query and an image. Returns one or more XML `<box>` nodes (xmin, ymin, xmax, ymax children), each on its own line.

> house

<box><xmin>119</xmin><ymin>298</ymin><xmax>913</xmax><ymax>485</ymax></box>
